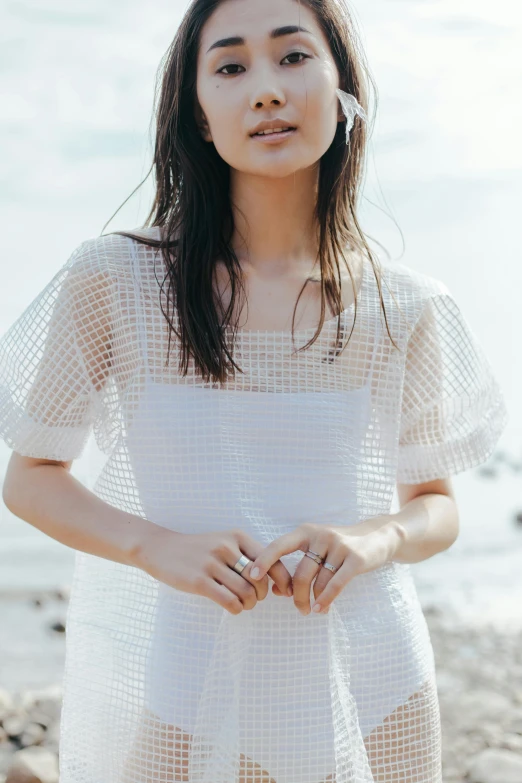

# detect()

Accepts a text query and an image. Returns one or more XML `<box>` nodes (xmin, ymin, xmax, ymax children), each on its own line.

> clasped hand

<box><xmin>138</xmin><ymin>517</ymin><xmax>401</xmax><ymax>616</ymax></box>
<box><xmin>251</xmin><ymin>519</ymin><xmax>400</xmax><ymax>615</ymax></box>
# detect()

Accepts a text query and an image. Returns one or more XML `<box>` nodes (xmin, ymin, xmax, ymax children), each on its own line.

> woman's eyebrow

<box><xmin>206</xmin><ymin>25</ymin><xmax>314</xmax><ymax>54</ymax></box>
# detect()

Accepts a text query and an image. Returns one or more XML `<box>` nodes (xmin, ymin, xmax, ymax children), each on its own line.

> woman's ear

<box><xmin>199</xmin><ymin>118</ymin><xmax>213</xmax><ymax>143</ymax></box>
<box><xmin>195</xmin><ymin>103</ymin><xmax>213</xmax><ymax>142</ymax></box>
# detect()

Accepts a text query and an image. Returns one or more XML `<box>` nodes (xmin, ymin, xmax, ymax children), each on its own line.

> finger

<box><xmin>249</xmin><ymin>532</ymin><xmax>301</xmax><ymax>596</ymax></box>
<box><xmin>312</xmin><ymin>555</ymin><xmax>343</xmax><ymax>603</ymax></box>
<box><xmin>311</xmin><ymin>559</ymin><xmax>357</xmax><ymax>613</ymax></box>
<box><xmin>293</xmin><ymin>550</ymin><xmax>327</xmax><ymax>615</ymax></box>
<box><xmin>249</xmin><ymin>531</ymin><xmax>301</xmax><ymax>579</ymax></box>
<box><xmin>214</xmin><ymin>562</ymin><xmax>261</xmax><ymax>610</ymax></box>
<box><xmin>205</xmin><ymin>581</ymin><xmax>244</xmax><ymax>615</ymax></box>
<box><xmin>241</xmin><ymin>560</ymin><xmax>270</xmax><ymax>601</ymax></box>
<box><xmin>266</xmin><ymin>560</ymin><xmax>294</xmax><ymax>598</ymax></box>
<box><xmin>236</xmin><ymin>532</ymin><xmax>294</xmax><ymax>598</ymax></box>
<box><xmin>271</xmin><ymin>581</ymin><xmax>298</xmax><ymax>597</ymax></box>
<box><xmin>224</xmin><ymin>540</ymin><xmax>268</xmax><ymax>601</ymax></box>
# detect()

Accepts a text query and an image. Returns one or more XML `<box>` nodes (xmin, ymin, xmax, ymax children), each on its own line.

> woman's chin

<box><xmin>238</xmin><ymin>157</ymin><xmax>310</xmax><ymax>180</ymax></box>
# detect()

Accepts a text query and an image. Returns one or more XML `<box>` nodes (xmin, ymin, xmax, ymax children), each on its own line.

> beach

<box><xmin>1</xmin><ymin>590</ymin><xmax>522</xmax><ymax>783</ymax></box>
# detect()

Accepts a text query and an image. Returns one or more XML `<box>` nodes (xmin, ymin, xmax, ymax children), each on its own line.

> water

<box><xmin>1</xmin><ymin>0</ymin><xmax>521</xmax><ymax>688</ymax></box>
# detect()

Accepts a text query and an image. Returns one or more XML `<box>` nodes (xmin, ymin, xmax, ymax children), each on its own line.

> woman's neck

<box><xmin>229</xmin><ymin>168</ymin><xmax>319</xmax><ymax>276</ymax></box>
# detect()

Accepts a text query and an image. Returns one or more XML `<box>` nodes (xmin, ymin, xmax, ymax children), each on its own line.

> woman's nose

<box><xmin>249</xmin><ymin>81</ymin><xmax>287</xmax><ymax>110</ymax></box>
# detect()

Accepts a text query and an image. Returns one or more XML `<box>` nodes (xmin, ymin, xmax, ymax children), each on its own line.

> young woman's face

<box><xmin>196</xmin><ymin>0</ymin><xmax>344</xmax><ymax>179</ymax></box>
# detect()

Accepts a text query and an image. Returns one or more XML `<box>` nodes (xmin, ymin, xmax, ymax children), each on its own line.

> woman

<box><xmin>0</xmin><ymin>0</ymin><xmax>508</xmax><ymax>781</ymax></box>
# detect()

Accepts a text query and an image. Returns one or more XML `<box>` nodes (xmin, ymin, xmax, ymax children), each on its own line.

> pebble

<box><xmin>466</xmin><ymin>747</ymin><xmax>522</xmax><ymax>783</ymax></box>
<box><xmin>430</xmin><ymin>613</ymin><xmax>522</xmax><ymax>780</ymax></box>
<box><xmin>5</xmin><ymin>747</ymin><xmax>58</xmax><ymax>783</ymax></box>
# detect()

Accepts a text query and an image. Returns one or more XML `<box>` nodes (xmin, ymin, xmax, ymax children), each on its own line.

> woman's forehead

<box><xmin>198</xmin><ymin>0</ymin><xmax>323</xmax><ymax>51</ymax></box>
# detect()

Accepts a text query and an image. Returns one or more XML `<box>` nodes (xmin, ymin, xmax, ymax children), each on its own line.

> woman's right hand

<box><xmin>133</xmin><ymin>525</ymin><xmax>294</xmax><ymax>614</ymax></box>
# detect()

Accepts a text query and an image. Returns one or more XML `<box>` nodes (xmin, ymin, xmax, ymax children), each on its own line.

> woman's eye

<box><xmin>218</xmin><ymin>64</ymin><xmax>245</xmax><ymax>76</ymax></box>
<box><xmin>282</xmin><ymin>51</ymin><xmax>310</xmax><ymax>66</ymax></box>
<box><xmin>217</xmin><ymin>52</ymin><xmax>310</xmax><ymax>76</ymax></box>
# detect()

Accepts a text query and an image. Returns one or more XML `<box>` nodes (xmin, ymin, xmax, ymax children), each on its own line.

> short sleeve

<box><xmin>0</xmin><ymin>241</ymin><xmax>112</xmax><ymax>462</ymax></box>
<box><xmin>397</xmin><ymin>290</ymin><xmax>509</xmax><ymax>484</ymax></box>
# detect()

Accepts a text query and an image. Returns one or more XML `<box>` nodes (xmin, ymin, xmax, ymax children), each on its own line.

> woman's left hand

<box><xmin>249</xmin><ymin>517</ymin><xmax>402</xmax><ymax>615</ymax></box>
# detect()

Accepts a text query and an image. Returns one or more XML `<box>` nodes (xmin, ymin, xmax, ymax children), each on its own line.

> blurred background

<box><xmin>0</xmin><ymin>0</ymin><xmax>520</xmax><ymax>780</ymax></box>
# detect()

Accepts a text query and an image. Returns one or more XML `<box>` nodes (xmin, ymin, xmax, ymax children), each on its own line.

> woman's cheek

<box><xmin>213</xmin><ymin>133</ymin><xmax>245</xmax><ymax>168</ymax></box>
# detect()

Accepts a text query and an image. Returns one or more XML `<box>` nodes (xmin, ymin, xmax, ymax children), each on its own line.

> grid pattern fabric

<box><xmin>0</xmin><ymin>227</ymin><xmax>508</xmax><ymax>783</ymax></box>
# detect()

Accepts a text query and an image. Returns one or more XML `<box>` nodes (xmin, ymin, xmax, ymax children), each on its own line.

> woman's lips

<box><xmin>250</xmin><ymin>128</ymin><xmax>297</xmax><ymax>143</ymax></box>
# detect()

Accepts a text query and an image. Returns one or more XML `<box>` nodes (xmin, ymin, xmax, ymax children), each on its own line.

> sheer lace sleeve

<box><xmin>0</xmin><ymin>240</ymin><xmax>112</xmax><ymax>462</ymax></box>
<box><xmin>397</xmin><ymin>290</ymin><xmax>509</xmax><ymax>484</ymax></box>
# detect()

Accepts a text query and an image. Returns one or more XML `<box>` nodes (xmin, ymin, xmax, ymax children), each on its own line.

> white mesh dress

<box><xmin>0</xmin><ymin>227</ymin><xmax>508</xmax><ymax>783</ymax></box>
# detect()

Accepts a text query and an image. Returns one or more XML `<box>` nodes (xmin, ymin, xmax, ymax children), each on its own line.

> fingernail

<box><xmin>287</xmin><ymin>586</ymin><xmax>293</xmax><ymax>597</ymax></box>
<box><xmin>250</xmin><ymin>567</ymin><xmax>260</xmax><ymax>580</ymax></box>
<box><xmin>312</xmin><ymin>603</ymin><xmax>321</xmax><ymax>613</ymax></box>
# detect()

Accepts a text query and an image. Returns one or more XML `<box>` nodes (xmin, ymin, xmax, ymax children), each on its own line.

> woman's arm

<box><xmin>2</xmin><ymin>452</ymin><xmax>294</xmax><ymax>613</ymax></box>
<box><xmin>380</xmin><ymin>478</ymin><xmax>459</xmax><ymax>564</ymax></box>
<box><xmin>2</xmin><ymin>452</ymin><xmax>153</xmax><ymax>567</ymax></box>
<box><xmin>334</xmin><ymin>478</ymin><xmax>459</xmax><ymax>566</ymax></box>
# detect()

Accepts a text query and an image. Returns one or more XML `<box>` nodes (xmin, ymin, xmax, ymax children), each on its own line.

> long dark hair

<box><xmin>104</xmin><ymin>0</ymin><xmax>399</xmax><ymax>385</ymax></box>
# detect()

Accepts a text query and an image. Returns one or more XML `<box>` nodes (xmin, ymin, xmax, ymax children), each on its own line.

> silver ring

<box><xmin>304</xmin><ymin>551</ymin><xmax>324</xmax><ymax>566</ymax></box>
<box><xmin>232</xmin><ymin>554</ymin><xmax>251</xmax><ymax>575</ymax></box>
<box><xmin>323</xmin><ymin>562</ymin><xmax>337</xmax><ymax>573</ymax></box>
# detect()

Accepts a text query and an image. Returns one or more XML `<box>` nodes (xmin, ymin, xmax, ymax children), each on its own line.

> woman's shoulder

<box><xmin>376</xmin><ymin>256</ymin><xmax>453</xmax><ymax>311</ymax></box>
<box><xmin>72</xmin><ymin>226</ymin><xmax>156</xmax><ymax>267</ymax></box>
<box><xmin>65</xmin><ymin>226</ymin><xmax>162</xmax><ymax>288</ymax></box>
